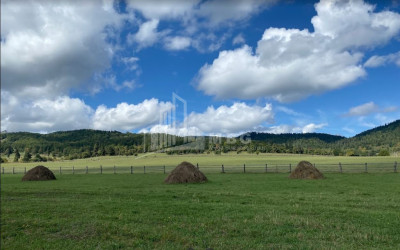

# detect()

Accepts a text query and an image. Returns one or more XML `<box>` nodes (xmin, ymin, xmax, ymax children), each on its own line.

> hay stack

<box><xmin>165</xmin><ymin>161</ymin><xmax>207</xmax><ymax>184</ymax></box>
<box><xmin>289</xmin><ymin>161</ymin><xmax>324</xmax><ymax>179</ymax></box>
<box><xmin>22</xmin><ymin>165</ymin><xmax>56</xmax><ymax>181</ymax></box>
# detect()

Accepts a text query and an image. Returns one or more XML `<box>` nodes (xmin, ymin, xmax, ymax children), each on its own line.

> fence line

<box><xmin>1</xmin><ymin>162</ymin><xmax>398</xmax><ymax>175</ymax></box>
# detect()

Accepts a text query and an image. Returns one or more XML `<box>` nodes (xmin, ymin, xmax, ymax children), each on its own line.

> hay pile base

<box><xmin>22</xmin><ymin>165</ymin><xmax>56</xmax><ymax>181</ymax></box>
<box><xmin>165</xmin><ymin>161</ymin><xmax>207</xmax><ymax>184</ymax></box>
<box><xmin>289</xmin><ymin>161</ymin><xmax>324</xmax><ymax>179</ymax></box>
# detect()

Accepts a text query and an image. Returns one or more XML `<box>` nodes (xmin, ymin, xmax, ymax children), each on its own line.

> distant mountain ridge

<box><xmin>1</xmin><ymin>119</ymin><xmax>399</xmax><ymax>159</ymax></box>
<box><xmin>243</xmin><ymin>132</ymin><xmax>345</xmax><ymax>144</ymax></box>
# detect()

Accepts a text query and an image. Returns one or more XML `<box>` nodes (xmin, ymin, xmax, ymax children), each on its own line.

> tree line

<box><xmin>1</xmin><ymin>120</ymin><xmax>399</xmax><ymax>162</ymax></box>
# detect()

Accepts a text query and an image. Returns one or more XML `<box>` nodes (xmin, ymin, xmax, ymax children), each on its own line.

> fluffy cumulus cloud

<box><xmin>195</xmin><ymin>0</ymin><xmax>400</xmax><ymax>102</ymax></box>
<box><xmin>127</xmin><ymin>19</ymin><xmax>167</xmax><ymax>50</ymax></box>
<box><xmin>1</xmin><ymin>92</ymin><xmax>93</xmax><ymax>132</ymax></box>
<box><xmin>126</xmin><ymin>0</ymin><xmax>274</xmax><ymax>25</ymax></box>
<box><xmin>92</xmin><ymin>99</ymin><xmax>174</xmax><ymax>131</ymax></box>
<box><xmin>1</xmin><ymin>0</ymin><xmax>125</xmax><ymax>98</ymax></box>
<box><xmin>1</xmin><ymin>96</ymin><xmax>175</xmax><ymax>133</ymax></box>
<box><xmin>263</xmin><ymin>123</ymin><xmax>327</xmax><ymax>134</ymax></box>
<box><xmin>344</xmin><ymin>102</ymin><xmax>398</xmax><ymax>117</ymax></box>
<box><xmin>125</xmin><ymin>0</ymin><xmax>199</xmax><ymax>20</ymax></box>
<box><xmin>311</xmin><ymin>0</ymin><xmax>400</xmax><ymax>49</ymax></box>
<box><xmin>126</xmin><ymin>0</ymin><xmax>276</xmax><ymax>51</ymax></box>
<box><xmin>186</xmin><ymin>102</ymin><xmax>274</xmax><ymax>135</ymax></box>
<box><xmin>142</xmin><ymin>102</ymin><xmax>274</xmax><ymax>136</ymax></box>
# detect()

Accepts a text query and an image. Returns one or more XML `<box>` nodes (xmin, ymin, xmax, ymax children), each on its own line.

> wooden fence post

<box><xmin>59</xmin><ymin>166</ymin><xmax>62</xmax><ymax>175</ymax></box>
<box><xmin>72</xmin><ymin>166</ymin><xmax>74</xmax><ymax>175</ymax></box>
<box><xmin>2</xmin><ymin>167</ymin><xmax>4</xmax><ymax>174</ymax></box>
<box><xmin>86</xmin><ymin>166</ymin><xmax>88</xmax><ymax>174</ymax></box>
<box><xmin>13</xmin><ymin>167</ymin><xmax>15</xmax><ymax>174</ymax></box>
<box><xmin>364</xmin><ymin>163</ymin><xmax>368</xmax><ymax>173</ymax></box>
<box><xmin>197</xmin><ymin>163</ymin><xmax>199</xmax><ymax>169</ymax></box>
<box><xmin>131</xmin><ymin>166</ymin><xmax>133</xmax><ymax>174</ymax></box>
<box><xmin>265</xmin><ymin>164</ymin><xmax>268</xmax><ymax>173</ymax></box>
<box><xmin>221</xmin><ymin>164</ymin><xmax>225</xmax><ymax>173</ymax></box>
<box><xmin>339</xmin><ymin>162</ymin><xmax>342</xmax><ymax>173</ymax></box>
<box><xmin>163</xmin><ymin>165</ymin><xmax>165</xmax><ymax>174</ymax></box>
<box><xmin>144</xmin><ymin>166</ymin><xmax>146</xmax><ymax>174</ymax></box>
<box><xmin>394</xmin><ymin>161</ymin><xmax>397</xmax><ymax>173</ymax></box>
<box><xmin>24</xmin><ymin>167</ymin><xmax>26</xmax><ymax>174</ymax></box>
<box><xmin>243</xmin><ymin>164</ymin><xmax>246</xmax><ymax>173</ymax></box>
<box><xmin>100</xmin><ymin>165</ymin><xmax>102</xmax><ymax>174</ymax></box>
<box><xmin>114</xmin><ymin>166</ymin><xmax>116</xmax><ymax>174</ymax></box>
<box><xmin>289</xmin><ymin>164</ymin><xmax>292</xmax><ymax>173</ymax></box>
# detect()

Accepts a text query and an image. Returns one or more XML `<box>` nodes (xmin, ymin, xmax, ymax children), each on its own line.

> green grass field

<box><xmin>2</xmin><ymin>153</ymin><xmax>399</xmax><ymax>174</ymax></box>
<box><xmin>1</xmin><ymin>173</ymin><xmax>400</xmax><ymax>249</ymax></box>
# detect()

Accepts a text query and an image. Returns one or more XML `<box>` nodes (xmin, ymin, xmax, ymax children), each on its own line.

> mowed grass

<box><xmin>2</xmin><ymin>153</ymin><xmax>400</xmax><ymax>171</ymax></box>
<box><xmin>1</xmin><ymin>173</ymin><xmax>400</xmax><ymax>249</ymax></box>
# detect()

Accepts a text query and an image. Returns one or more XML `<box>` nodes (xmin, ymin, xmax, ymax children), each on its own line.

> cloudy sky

<box><xmin>1</xmin><ymin>0</ymin><xmax>399</xmax><ymax>137</ymax></box>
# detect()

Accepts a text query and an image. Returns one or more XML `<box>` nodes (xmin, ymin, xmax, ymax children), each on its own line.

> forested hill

<box><xmin>354</xmin><ymin>119</ymin><xmax>400</xmax><ymax>138</ymax></box>
<box><xmin>0</xmin><ymin>130</ymin><xmax>145</xmax><ymax>160</ymax></box>
<box><xmin>244</xmin><ymin>132</ymin><xmax>345</xmax><ymax>144</ymax></box>
<box><xmin>1</xmin><ymin>120</ymin><xmax>399</xmax><ymax>161</ymax></box>
<box><xmin>247</xmin><ymin>120</ymin><xmax>399</xmax><ymax>156</ymax></box>
<box><xmin>335</xmin><ymin>120</ymin><xmax>400</xmax><ymax>154</ymax></box>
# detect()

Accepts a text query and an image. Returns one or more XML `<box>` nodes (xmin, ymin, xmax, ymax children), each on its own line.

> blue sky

<box><xmin>1</xmin><ymin>0</ymin><xmax>399</xmax><ymax>137</ymax></box>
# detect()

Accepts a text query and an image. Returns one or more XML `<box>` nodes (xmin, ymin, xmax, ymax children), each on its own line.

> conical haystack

<box><xmin>165</xmin><ymin>161</ymin><xmax>207</xmax><ymax>184</ymax></box>
<box><xmin>22</xmin><ymin>165</ymin><xmax>56</xmax><ymax>181</ymax></box>
<box><xmin>289</xmin><ymin>161</ymin><xmax>324</xmax><ymax>179</ymax></box>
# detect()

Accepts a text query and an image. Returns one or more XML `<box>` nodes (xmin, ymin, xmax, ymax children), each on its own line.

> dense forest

<box><xmin>1</xmin><ymin>120</ymin><xmax>399</xmax><ymax>163</ymax></box>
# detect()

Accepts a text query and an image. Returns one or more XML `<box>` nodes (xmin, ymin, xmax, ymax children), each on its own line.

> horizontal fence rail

<box><xmin>1</xmin><ymin>162</ymin><xmax>398</xmax><ymax>175</ymax></box>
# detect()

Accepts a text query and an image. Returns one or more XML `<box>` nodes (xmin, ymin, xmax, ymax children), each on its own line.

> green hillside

<box><xmin>1</xmin><ymin>120</ymin><xmax>399</xmax><ymax>161</ymax></box>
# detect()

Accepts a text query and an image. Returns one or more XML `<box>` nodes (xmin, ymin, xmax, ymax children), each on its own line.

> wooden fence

<box><xmin>1</xmin><ymin>162</ymin><xmax>398</xmax><ymax>175</ymax></box>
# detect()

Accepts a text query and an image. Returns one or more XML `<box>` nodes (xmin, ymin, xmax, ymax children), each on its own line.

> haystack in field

<box><xmin>164</xmin><ymin>161</ymin><xmax>207</xmax><ymax>184</ymax></box>
<box><xmin>22</xmin><ymin>165</ymin><xmax>56</xmax><ymax>181</ymax></box>
<box><xmin>289</xmin><ymin>161</ymin><xmax>324</xmax><ymax>179</ymax></box>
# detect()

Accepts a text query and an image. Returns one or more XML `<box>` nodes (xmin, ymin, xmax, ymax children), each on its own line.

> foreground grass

<box><xmin>1</xmin><ymin>173</ymin><xmax>400</xmax><ymax>249</ymax></box>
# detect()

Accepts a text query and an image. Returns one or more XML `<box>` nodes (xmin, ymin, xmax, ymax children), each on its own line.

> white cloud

<box><xmin>345</xmin><ymin>102</ymin><xmax>398</xmax><ymax>117</ymax></box>
<box><xmin>302</xmin><ymin>123</ymin><xmax>327</xmax><ymax>133</ymax></box>
<box><xmin>186</xmin><ymin>102</ymin><xmax>274</xmax><ymax>135</ymax></box>
<box><xmin>142</xmin><ymin>102</ymin><xmax>274</xmax><ymax>136</ymax></box>
<box><xmin>196</xmin><ymin>44</ymin><xmax>365</xmax><ymax>102</ymax></box>
<box><xmin>195</xmin><ymin>0</ymin><xmax>400</xmax><ymax>102</ymax></box>
<box><xmin>92</xmin><ymin>99</ymin><xmax>173</xmax><ymax>131</ymax></box>
<box><xmin>126</xmin><ymin>0</ymin><xmax>199</xmax><ymax>20</ymax></box>
<box><xmin>233</xmin><ymin>33</ymin><xmax>245</xmax><ymax>45</ymax></box>
<box><xmin>346</xmin><ymin>102</ymin><xmax>380</xmax><ymax>116</ymax></box>
<box><xmin>164</xmin><ymin>36</ymin><xmax>191</xmax><ymax>50</ymax></box>
<box><xmin>126</xmin><ymin>0</ymin><xmax>277</xmax><ymax>52</ymax></box>
<box><xmin>364</xmin><ymin>51</ymin><xmax>400</xmax><ymax>68</ymax></box>
<box><xmin>1</xmin><ymin>95</ymin><xmax>177</xmax><ymax>133</ymax></box>
<box><xmin>312</xmin><ymin>0</ymin><xmax>400</xmax><ymax>49</ymax></box>
<box><xmin>140</xmin><ymin>124</ymin><xmax>203</xmax><ymax>137</ymax></box>
<box><xmin>264</xmin><ymin>123</ymin><xmax>327</xmax><ymax>134</ymax></box>
<box><xmin>126</xmin><ymin>0</ymin><xmax>274</xmax><ymax>26</ymax></box>
<box><xmin>195</xmin><ymin>0</ymin><xmax>275</xmax><ymax>27</ymax></box>
<box><xmin>1</xmin><ymin>0</ymin><xmax>125</xmax><ymax>99</ymax></box>
<box><xmin>1</xmin><ymin>92</ymin><xmax>93</xmax><ymax>133</ymax></box>
<box><xmin>276</xmin><ymin>106</ymin><xmax>303</xmax><ymax>117</ymax></box>
<box><xmin>121</xmin><ymin>57</ymin><xmax>140</xmax><ymax>71</ymax></box>
<box><xmin>128</xmin><ymin>19</ymin><xmax>168</xmax><ymax>50</ymax></box>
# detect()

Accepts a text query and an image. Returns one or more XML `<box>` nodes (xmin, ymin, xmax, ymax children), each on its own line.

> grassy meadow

<box><xmin>1</xmin><ymin>173</ymin><xmax>400</xmax><ymax>249</ymax></box>
<box><xmin>1</xmin><ymin>153</ymin><xmax>399</xmax><ymax>174</ymax></box>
